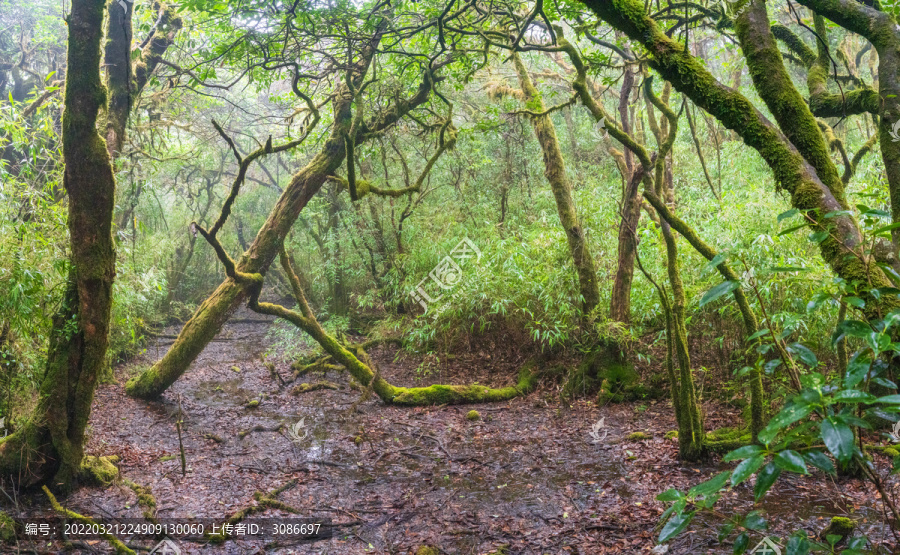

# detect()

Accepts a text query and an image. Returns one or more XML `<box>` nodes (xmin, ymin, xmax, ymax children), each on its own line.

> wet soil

<box><xmin>2</xmin><ymin>312</ymin><xmax>896</xmax><ymax>554</ymax></box>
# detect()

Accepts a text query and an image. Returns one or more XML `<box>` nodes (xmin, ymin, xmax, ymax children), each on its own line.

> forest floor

<box><xmin>2</xmin><ymin>311</ymin><xmax>897</xmax><ymax>554</ymax></box>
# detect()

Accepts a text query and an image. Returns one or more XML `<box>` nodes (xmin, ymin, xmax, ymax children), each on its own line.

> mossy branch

<box><xmin>330</xmin><ymin>119</ymin><xmax>455</xmax><ymax>201</ymax></box>
<box><xmin>43</xmin><ymin>486</ymin><xmax>135</xmax><ymax>555</ymax></box>
<box><xmin>208</xmin><ymin>120</ymin><xmax>307</xmax><ymax>237</ymax></box>
<box><xmin>643</xmin><ymin>189</ymin><xmax>764</xmax><ymax>438</ymax></box>
<box><xmin>232</xmin><ymin>247</ymin><xmax>538</xmax><ymax>405</ymax></box>
<box><xmin>578</xmin><ymin>0</ymin><xmax>900</xmax><ymax>320</ymax></box>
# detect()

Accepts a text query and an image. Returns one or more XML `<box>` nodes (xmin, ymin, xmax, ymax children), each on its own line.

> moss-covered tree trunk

<box><xmin>104</xmin><ymin>1</ymin><xmax>180</xmax><ymax>159</ymax></box>
<box><xmin>793</xmin><ymin>0</ymin><xmax>900</xmax><ymax>254</ymax></box>
<box><xmin>610</xmin><ymin>63</ymin><xmax>639</xmax><ymax>324</ymax></box>
<box><xmin>511</xmin><ymin>51</ymin><xmax>600</xmax><ymax>316</ymax></box>
<box><xmin>241</xmin><ymin>250</ymin><xmax>538</xmax><ymax>406</ymax></box>
<box><xmin>610</xmin><ymin>166</ymin><xmax>642</xmax><ymax>324</ymax></box>
<box><xmin>126</xmin><ymin>27</ymin><xmax>434</xmax><ymax>399</ymax></box>
<box><xmin>644</xmin><ymin>79</ymin><xmax>706</xmax><ymax>460</ymax></box>
<box><xmin>125</xmin><ymin>139</ymin><xmax>350</xmax><ymax>399</ymax></box>
<box><xmin>578</xmin><ymin>0</ymin><xmax>900</xmax><ymax>320</ymax></box>
<box><xmin>643</xmin><ymin>190</ymin><xmax>765</xmax><ymax>441</ymax></box>
<box><xmin>0</xmin><ymin>0</ymin><xmax>117</xmax><ymax>487</ymax></box>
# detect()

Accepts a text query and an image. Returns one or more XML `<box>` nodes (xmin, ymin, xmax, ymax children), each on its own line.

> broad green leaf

<box><xmin>656</xmin><ymin>488</ymin><xmax>683</xmax><ymax>502</ymax></box>
<box><xmin>875</xmin><ymin>394</ymin><xmax>900</xmax><ymax>404</ymax></box>
<box><xmin>723</xmin><ymin>444</ymin><xmax>765</xmax><ymax>462</ymax></box>
<box><xmin>746</xmin><ymin>329</ymin><xmax>770</xmax><ymax>342</ymax></box>
<box><xmin>786</xmin><ymin>534</ymin><xmax>811</xmax><ymax>555</ymax></box>
<box><xmin>778</xmin><ymin>224</ymin><xmax>807</xmax><ymax>236</ymax></box>
<box><xmin>774</xmin><ymin>450</ymin><xmax>808</xmax><ymax>474</ymax></box>
<box><xmin>832</xmin><ymin>320</ymin><xmax>873</xmax><ymax>345</ymax></box>
<box><xmin>742</xmin><ymin>510</ymin><xmax>767</xmax><ymax>531</ymax></box>
<box><xmin>777</xmin><ymin>208</ymin><xmax>799</xmax><ymax>222</ymax></box>
<box><xmin>787</xmin><ymin>343</ymin><xmax>817</xmax><ymax>368</ymax></box>
<box><xmin>754</xmin><ymin>462</ymin><xmax>781</xmax><ymax>501</ymax></box>
<box><xmin>759</xmin><ymin>402</ymin><xmax>814</xmax><ymax>444</ymax></box>
<box><xmin>658</xmin><ymin>512</ymin><xmax>693</xmax><ymax>543</ymax></box>
<box><xmin>731</xmin><ymin>454</ymin><xmax>766</xmax><ymax>486</ymax></box>
<box><xmin>874</xmin><ymin>221</ymin><xmax>900</xmax><ymax>235</ymax></box>
<box><xmin>700</xmin><ymin>280</ymin><xmax>740</xmax><ymax>308</ymax></box>
<box><xmin>844</xmin><ymin>352</ymin><xmax>872</xmax><ymax>389</ymax></box>
<box><xmin>688</xmin><ymin>471</ymin><xmax>730</xmax><ymax>498</ymax></box>
<box><xmin>808</xmin><ymin>230</ymin><xmax>828</xmax><ymax>243</ymax></box>
<box><xmin>733</xmin><ymin>532</ymin><xmax>750</xmax><ymax>554</ymax></box>
<box><xmin>832</xmin><ymin>390</ymin><xmax>875</xmax><ymax>403</ymax></box>
<box><xmin>704</xmin><ymin>253</ymin><xmax>726</xmax><ymax>272</ymax></box>
<box><xmin>821</xmin><ymin>418</ymin><xmax>855</xmax><ymax>463</ymax></box>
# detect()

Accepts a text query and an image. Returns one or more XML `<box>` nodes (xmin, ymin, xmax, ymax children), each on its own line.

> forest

<box><xmin>3</xmin><ymin>0</ymin><xmax>900</xmax><ymax>552</ymax></box>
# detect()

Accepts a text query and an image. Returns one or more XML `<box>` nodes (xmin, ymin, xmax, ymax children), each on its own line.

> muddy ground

<box><xmin>1</xmin><ymin>312</ymin><xmax>896</xmax><ymax>554</ymax></box>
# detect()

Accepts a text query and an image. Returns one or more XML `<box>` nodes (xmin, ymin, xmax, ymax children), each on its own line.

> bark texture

<box><xmin>511</xmin><ymin>51</ymin><xmax>600</xmax><ymax>316</ymax></box>
<box><xmin>0</xmin><ymin>0</ymin><xmax>117</xmax><ymax>487</ymax></box>
<box><xmin>578</xmin><ymin>0</ymin><xmax>900</xmax><ymax>320</ymax></box>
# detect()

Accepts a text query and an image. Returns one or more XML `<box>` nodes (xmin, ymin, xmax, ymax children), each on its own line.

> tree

<box><xmin>0</xmin><ymin>0</ymin><xmax>117</xmax><ymax>487</ymax></box>
<box><xmin>126</xmin><ymin>3</ymin><xmax>451</xmax><ymax>398</ymax></box>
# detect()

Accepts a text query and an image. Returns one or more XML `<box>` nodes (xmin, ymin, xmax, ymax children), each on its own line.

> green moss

<box><xmin>416</xmin><ymin>547</ymin><xmax>440</xmax><ymax>555</ymax></box>
<box><xmin>664</xmin><ymin>430</ymin><xmax>678</xmax><ymax>440</ymax></box>
<box><xmin>80</xmin><ymin>455</ymin><xmax>120</xmax><ymax>486</ymax></box>
<box><xmin>123</xmin><ymin>479</ymin><xmax>157</xmax><ymax>522</ymax></box>
<box><xmin>0</xmin><ymin>511</ymin><xmax>15</xmax><ymax>544</ymax></box>
<box><xmin>567</xmin><ymin>343</ymin><xmax>664</xmax><ymax>402</ymax></box>
<box><xmin>466</xmin><ymin>410</ymin><xmax>480</xmax><ymax>421</ymax></box>
<box><xmin>706</xmin><ymin>426</ymin><xmax>746</xmax><ymax>441</ymax></box>
<box><xmin>245</xmin><ymin>399</ymin><xmax>259</xmax><ymax>408</ymax></box>
<box><xmin>865</xmin><ymin>444</ymin><xmax>899</xmax><ymax>457</ymax></box>
<box><xmin>231</xmin><ymin>366</ymin><xmax>241</xmax><ymax>373</ymax></box>
<box><xmin>627</xmin><ymin>432</ymin><xmax>651</xmax><ymax>440</ymax></box>
<box><xmin>390</xmin><ymin>366</ymin><xmax>537</xmax><ymax>406</ymax></box>
<box><xmin>705</xmin><ymin>427</ymin><xmax>752</xmax><ymax>453</ymax></box>
<box><xmin>821</xmin><ymin>516</ymin><xmax>855</xmax><ymax>540</ymax></box>
<box><xmin>160</xmin><ymin>454</ymin><xmax>176</xmax><ymax>462</ymax></box>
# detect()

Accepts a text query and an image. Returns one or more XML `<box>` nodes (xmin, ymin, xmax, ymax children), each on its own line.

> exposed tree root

<box><xmin>122</xmin><ymin>479</ymin><xmax>158</xmax><ymax>523</ymax></box>
<box><xmin>291</xmin><ymin>355</ymin><xmax>344</xmax><ymax>380</ymax></box>
<box><xmin>292</xmin><ymin>381</ymin><xmax>339</xmax><ymax>395</ymax></box>
<box><xmin>80</xmin><ymin>455</ymin><xmax>120</xmax><ymax>486</ymax></box>
<box><xmin>238</xmin><ymin>424</ymin><xmax>284</xmax><ymax>439</ymax></box>
<box><xmin>203</xmin><ymin>433</ymin><xmax>225</xmax><ymax>443</ymax></box>
<box><xmin>207</xmin><ymin>480</ymin><xmax>300</xmax><ymax>543</ymax></box>
<box><xmin>42</xmin><ymin>486</ymin><xmax>135</xmax><ymax>555</ymax></box>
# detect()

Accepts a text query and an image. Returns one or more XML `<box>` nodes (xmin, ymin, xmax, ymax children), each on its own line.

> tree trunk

<box><xmin>610</xmin><ymin>63</ymin><xmax>639</xmax><ymax>323</ymax></box>
<box><xmin>124</xmin><ymin>143</ymin><xmax>348</xmax><ymax>399</ymax></box>
<box><xmin>579</xmin><ymin>0</ymin><xmax>900</xmax><ymax>320</ymax></box>
<box><xmin>104</xmin><ymin>1</ymin><xmax>181</xmax><ymax>159</ymax></box>
<box><xmin>643</xmin><ymin>190</ymin><xmax>765</xmax><ymax>441</ymax></box>
<box><xmin>0</xmin><ymin>0</ymin><xmax>117</xmax><ymax>488</ymax></box>
<box><xmin>511</xmin><ymin>51</ymin><xmax>601</xmax><ymax>316</ymax></box>
<box><xmin>610</xmin><ymin>166</ymin><xmax>644</xmax><ymax>324</ymax></box>
<box><xmin>126</xmin><ymin>33</ymin><xmax>434</xmax><ymax>399</ymax></box>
